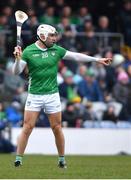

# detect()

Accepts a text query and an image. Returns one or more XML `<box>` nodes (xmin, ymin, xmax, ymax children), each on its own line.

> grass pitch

<box><xmin>0</xmin><ymin>154</ymin><xmax>131</xmax><ymax>179</ymax></box>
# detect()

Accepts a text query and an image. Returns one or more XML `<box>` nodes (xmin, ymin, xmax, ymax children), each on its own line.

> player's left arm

<box><xmin>63</xmin><ymin>50</ymin><xmax>112</xmax><ymax>66</ymax></box>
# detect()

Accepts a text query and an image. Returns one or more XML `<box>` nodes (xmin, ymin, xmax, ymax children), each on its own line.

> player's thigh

<box><xmin>44</xmin><ymin>93</ymin><xmax>61</xmax><ymax>114</ymax></box>
<box><xmin>23</xmin><ymin>110</ymin><xmax>40</xmax><ymax>128</ymax></box>
<box><xmin>25</xmin><ymin>93</ymin><xmax>43</xmax><ymax>112</ymax></box>
<box><xmin>47</xmin><ymin>111</ymin><xmax>62</xmax><ymax>128</ymax></box>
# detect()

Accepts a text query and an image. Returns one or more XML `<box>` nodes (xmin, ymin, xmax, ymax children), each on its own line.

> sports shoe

<box><xmin>58</xmin><ymin>161</ymin><xmax>67</xmax><ymax>169</ymax></box>
<box><xmin>14</xmin><ymin>160</ymin><xmax>22</xmax><ymax>167</ymax></box>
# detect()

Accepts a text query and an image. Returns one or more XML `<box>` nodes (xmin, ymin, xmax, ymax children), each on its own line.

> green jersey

<box><xmin>22</xmin><ymin>43</ymin><xmax>67</xmax><ymax>94</ymax></box>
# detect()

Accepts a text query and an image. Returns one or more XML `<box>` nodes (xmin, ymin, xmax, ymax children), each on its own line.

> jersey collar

<box><xmin>35</xmin><ymin>42</ymin><xmax>47</xmax><ymax>51</ymax></box>
<box><xmin>35</xmin><ymin>42</ymin><xmax>57</xmax><ymax>51</ymax></box>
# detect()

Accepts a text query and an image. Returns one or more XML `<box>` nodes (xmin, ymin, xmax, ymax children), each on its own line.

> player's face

<box><xmin>45</xmin><ymin>33</ymin><xmax>57</xmax><ymax>47</ymax></box>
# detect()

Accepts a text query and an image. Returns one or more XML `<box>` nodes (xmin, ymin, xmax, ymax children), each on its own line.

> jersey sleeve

<box><xmin>21</xmin><ymin>48</ymin><xmax>29</xmax><ymax>62</ymax></box>
<box><xmin>58</xmin><ymin>46</ymin><xmax>67</xmax><ymax>58</ymax></box>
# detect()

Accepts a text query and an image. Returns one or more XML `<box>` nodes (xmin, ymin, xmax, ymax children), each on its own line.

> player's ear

<box><xmin>40</xmin><ymin>34</ymin><xmax>46</xmax><ymax>41</ymax></box>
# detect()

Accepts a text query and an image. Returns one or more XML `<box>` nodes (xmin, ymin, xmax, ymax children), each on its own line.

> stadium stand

<box><xmin>0</xmin><ymin>0</ymin><xmax>131</xmax><ymax>136</ymax></box>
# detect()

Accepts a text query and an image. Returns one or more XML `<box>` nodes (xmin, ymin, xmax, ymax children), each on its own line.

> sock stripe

<box><xmin>59</xmin><ymin>156</ymin><xmax>65</xmax><ymax>162</ymax></box>
<box><xmin>16</xmin><ymin>155</ymin><xmax>23</xmax><ymax>162</ymax></box>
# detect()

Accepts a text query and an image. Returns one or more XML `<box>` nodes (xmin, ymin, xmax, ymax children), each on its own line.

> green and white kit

<box><xmin>13</xmin><ymin>42</ymin><xmax>99</xmax><ymax>113</ymax></box>
<box><xmin>22</xmin><ymin>43</ymin><xmax>67</xmax><ymax>94</ymax></box>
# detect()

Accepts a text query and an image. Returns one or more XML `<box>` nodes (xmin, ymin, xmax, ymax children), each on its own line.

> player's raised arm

<box><xmin>12</xmin><ymin>46</ymin><xmax>27</xmax><ymax>75</ymax></box>
<box><xmin>63</xmin><ymin>50</ymin><xmax>112</xmax><ymax>66</ymax></box>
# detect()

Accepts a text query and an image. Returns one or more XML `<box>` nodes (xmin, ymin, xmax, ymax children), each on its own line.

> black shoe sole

<box><xmin>14</xmin><ymin>161</ymin><xmax>22</xmax><ymax>167</ymax></box>
<box><xmin>58</xmin><ymin>161</ymin><xmax>67</xmax><ymax>169</ymax></box>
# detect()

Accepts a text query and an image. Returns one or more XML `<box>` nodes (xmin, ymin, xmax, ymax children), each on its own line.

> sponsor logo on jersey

<box><xmin>32</xmin><ymin>54</ymin><xmax>40</xmax><ymax>57</ymax></box>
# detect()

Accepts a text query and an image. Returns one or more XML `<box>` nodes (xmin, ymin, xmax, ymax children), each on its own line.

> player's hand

<box><xmin>98</xmin><ymin>58</ymin><xmax>112</xmax><ymax>66</ymax></box>
<box><xmin>13</xmin><ymin>46</ymin><xmax>22</xmax><ymax>60</ymax></box>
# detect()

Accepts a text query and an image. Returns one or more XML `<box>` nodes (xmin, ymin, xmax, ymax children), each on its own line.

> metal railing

<box><xmin>0</xmin><ymin>30</ymin><xmax>124</xmax><ymax>57</ymax></box>
<box><xmin>75</xmin><ymin>32</ymin><xmax>124</xmax><ymax>52</ymax></box>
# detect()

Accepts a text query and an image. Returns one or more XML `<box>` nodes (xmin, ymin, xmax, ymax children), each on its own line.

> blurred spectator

<box><xmin>2</xmin><ymin>6</ymin><xmax>15</xmax><ymax>27</ymax></box>
<box><xmin>92</xmin><ymin>62</ymin><xmax>106</xmax><ymax>80</ymax></box>
<box><xmin>0</xmin><ymin>15</ymin><xmax>8</xmax><ymax>58</ymax></box>
<box><xmin>58</xmin><ymin>25</ymin><xmax>76</xmax><ymax>51</ymax></box>
<box><xmin>6</xmin><ymin>101</ymin><xmax>23</xmax><ymax>127</ymax></box>
<box><xmin>0</xmin><ymin>102</ymin><xmax>6</xmax><ymax>121</ymax></box>
<box><xmin>22</xmin><ymin>0</ymin><xmax>34</xmax><ymax>11</ymax></box>
<box><xmin>0</xmin><ymin>69</ymin><xmax>4</xmax><ymax>92</ymax></box>
<box><xmin>26</xmin><ymin>9</ymin><xmax>36</xmax><ymax>17</ymax></box>
<box><xmin>58</xmin><ymin>17</ymin><xmax>77</xmax><ymax>74</ymax></box>
<box><xmin>95</xmin><ymin>16</ymin><xmax>111</xmax><ymax>49</ymax></box>
<box><xmin>0</xmin><ymin>102</ymin><xmax>7</xmax><ymax>131</ymax></box>
<box><xmin>4</xmin><ymin>61</ymin><xmax>25</xmax><ymax>94</ymax></box>
<box><xmin>74</xmin><ymin>100</ymin><xmax>97</xmax><ymax>126</ymax></box>
<box><xmin>57</xmin><ymin>17</ymin><xmax>76</xmax><ymax>34</ymax></box>
<box><xmin>74</xmin><ymin>64</ymin><xmax>87</xmax><ymax>84</ymax></box>
<box><xmin>78</xmin><ymin>68</ymin><xmax>103</xmax><ymax>101</ymax></box>
<box><xmin>123</xmin><ymin>52</ymin><xmax>131</xmax><ymax>69</ymax></box>
<box><xmin>0</xmin><ymin>15</ymin><xmax>9</xmax><ymax>30</ymax></box>
<box><xmin>35</xmin><ymin>0</ymin><xmax>47</xmax><ymax>17</ymax></box>
<box><xmin>0</xmin><ymin>133</ymin><xmax>15</xmax><ymax>153</ymax></box>
<box><xmin>83</xmin><ymin>101</ymin><xmax>100</xmax><ymax>128</ymax></box>
<box><xmin>102</xmin><ymin>104</ymin><xmax>118</xmax><ymax>123</ymax></box>
<box><xmin>113</xmin><ymin>71</ymin><xmax>129</xmax><ymax>105</ymax></box>
<box><xmin>76</xmin><ymin>29</ymin><xmax>98</xmax><ymax>55</ymax></box>
<box><xmin>22</xmin><ymin>15</ymin><xmax>38</xmax><ymax>46</ymax></box>
<box><xmin>127</xmin><ymin>64</ymin><xmax>131</xmax><ymax>82</ymax></box>
<box><xmin>113</xmin><ymin>71</ymin><xmax>131</xmax><ymax>120</ymax></box>
<box><xmin>13</xmin><ymin>86</ymin><xmax>28</xmax><ymax>108</ymax></box>
<box><xmin>96</xmin><ymin>16</ymin><xmax>110</xmax><ymax>33</ymax></box>
<box><xmin>119</xmin><ymin>0</ymin><xmax>131</xmax><ymax>46</ymax></box>
<box><xmin>54</xmin><ymin>0</ymin><xmax>65</xmax><ymax>17</ymax></box>
<box><xmin>39</xmin><ymin>6</ymin><xmax>56</xmax><ymax>25</ymax></box>
<box><xmin>8</xmin><ymin>0</ymin><xmax>17</xmax><ymax>9</ymax></box>
<box><xmin>76</xmin><ymin>17</ymin><xmax>93</xmax><ymax>32</ymax></box>
<box><xmin>92</xmin><ymin>61</ymin><xmax>108</xmax><ymax>96</ymax></box>
<box><xmin>62</xmin><ymin>102</ymin><xmax>82</xmax><ymax>127</ymax></box>
<box><xmin>59</xmin><ymin>70</ymin><xmax>79</xmax><ymax>101</ymax></box>
<box><xmin>0</xmin><ymin>13</ymin><xmax>15</xmax><ymax>58</ymax></box>
<box><xmin>77</xmin><ymin>7</ymin><xmax>92</xmax><ymax>25</ymax></box>
<box><xmin>61</xmin><ymin>6</ymin><xmax>79</xmax><ymax>25</ymax></box>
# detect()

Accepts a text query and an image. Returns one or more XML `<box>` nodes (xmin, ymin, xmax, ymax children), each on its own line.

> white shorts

<box><xmin>25</xmin><ymin>92</ymin><xmax>61</xmax><ymax>114</ymax></box>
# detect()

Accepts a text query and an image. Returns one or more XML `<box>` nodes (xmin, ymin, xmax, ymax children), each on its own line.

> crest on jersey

<box><xmin>51</xmin><ymin>51</ymin><xmax>55</xmax><ymax>56</ymax></box>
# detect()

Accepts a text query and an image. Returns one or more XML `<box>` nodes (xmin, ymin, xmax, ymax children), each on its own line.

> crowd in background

<box><xmin>0</xmin><ymin>0</ymin><xmax>131</xmax><ymax>132</ymax></box>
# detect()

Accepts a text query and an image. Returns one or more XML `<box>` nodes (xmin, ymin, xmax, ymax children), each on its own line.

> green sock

<box><xmin>58</xmin><ymin>156</ymin><xmax>65</xmax><ymax>162</ymax></box>
<box><xmin>16</xmin><ymin>155</ymin><xmax>23</xmax><ymax>162</ymax></box>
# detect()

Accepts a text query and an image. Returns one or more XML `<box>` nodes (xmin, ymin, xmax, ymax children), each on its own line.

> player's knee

<box><xmin>23</xmin><ymin>120</ymin><xmax>34</xmax><ymax>136</ymax></box>
<box><xmin>52</xmin><ymin>122</ymin><xmax>61</xmax><ymax>133</ymax></box>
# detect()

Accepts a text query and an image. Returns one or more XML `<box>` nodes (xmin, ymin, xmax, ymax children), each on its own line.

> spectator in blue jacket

<box><xmin>5</xmin><ymin>101</ymin><xmax>23</xmax><ymax>127</ymax></box>
<box><xmin>77</xmin><ymin>68</ymin><xmax>103</xmax><ymax>101</ymax></box>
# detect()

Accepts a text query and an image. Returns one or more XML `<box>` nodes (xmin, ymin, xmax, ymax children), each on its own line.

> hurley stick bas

<box><xmin>15</xmin><ymin>10</ymin><xmax>28</xmax><ymax>46</ymax></box>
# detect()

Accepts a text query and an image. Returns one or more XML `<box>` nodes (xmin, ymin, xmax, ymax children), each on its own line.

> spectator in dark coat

<box><xmin>113</xmin><ymin>71</ymin><xmax>131</xmax><ymax>120</ymax></box>
<box><xmin>76</xmin><ymin>29</ymin><xmax>98</xmax><ymax>56</ymax></box>
<box><xmin>62</xmin><ymin>102</ymin><xmax>81</xmax><ymax>127</ymax></box>
<box><xmin>119</xmin><ymin>0</ymin><xmax>131</xmax><ymax>46</ymax></box>
<box><xmin>102</xmin><ymin>105</ymin><xmax>118</xmax><ymax>123</ymax></box>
